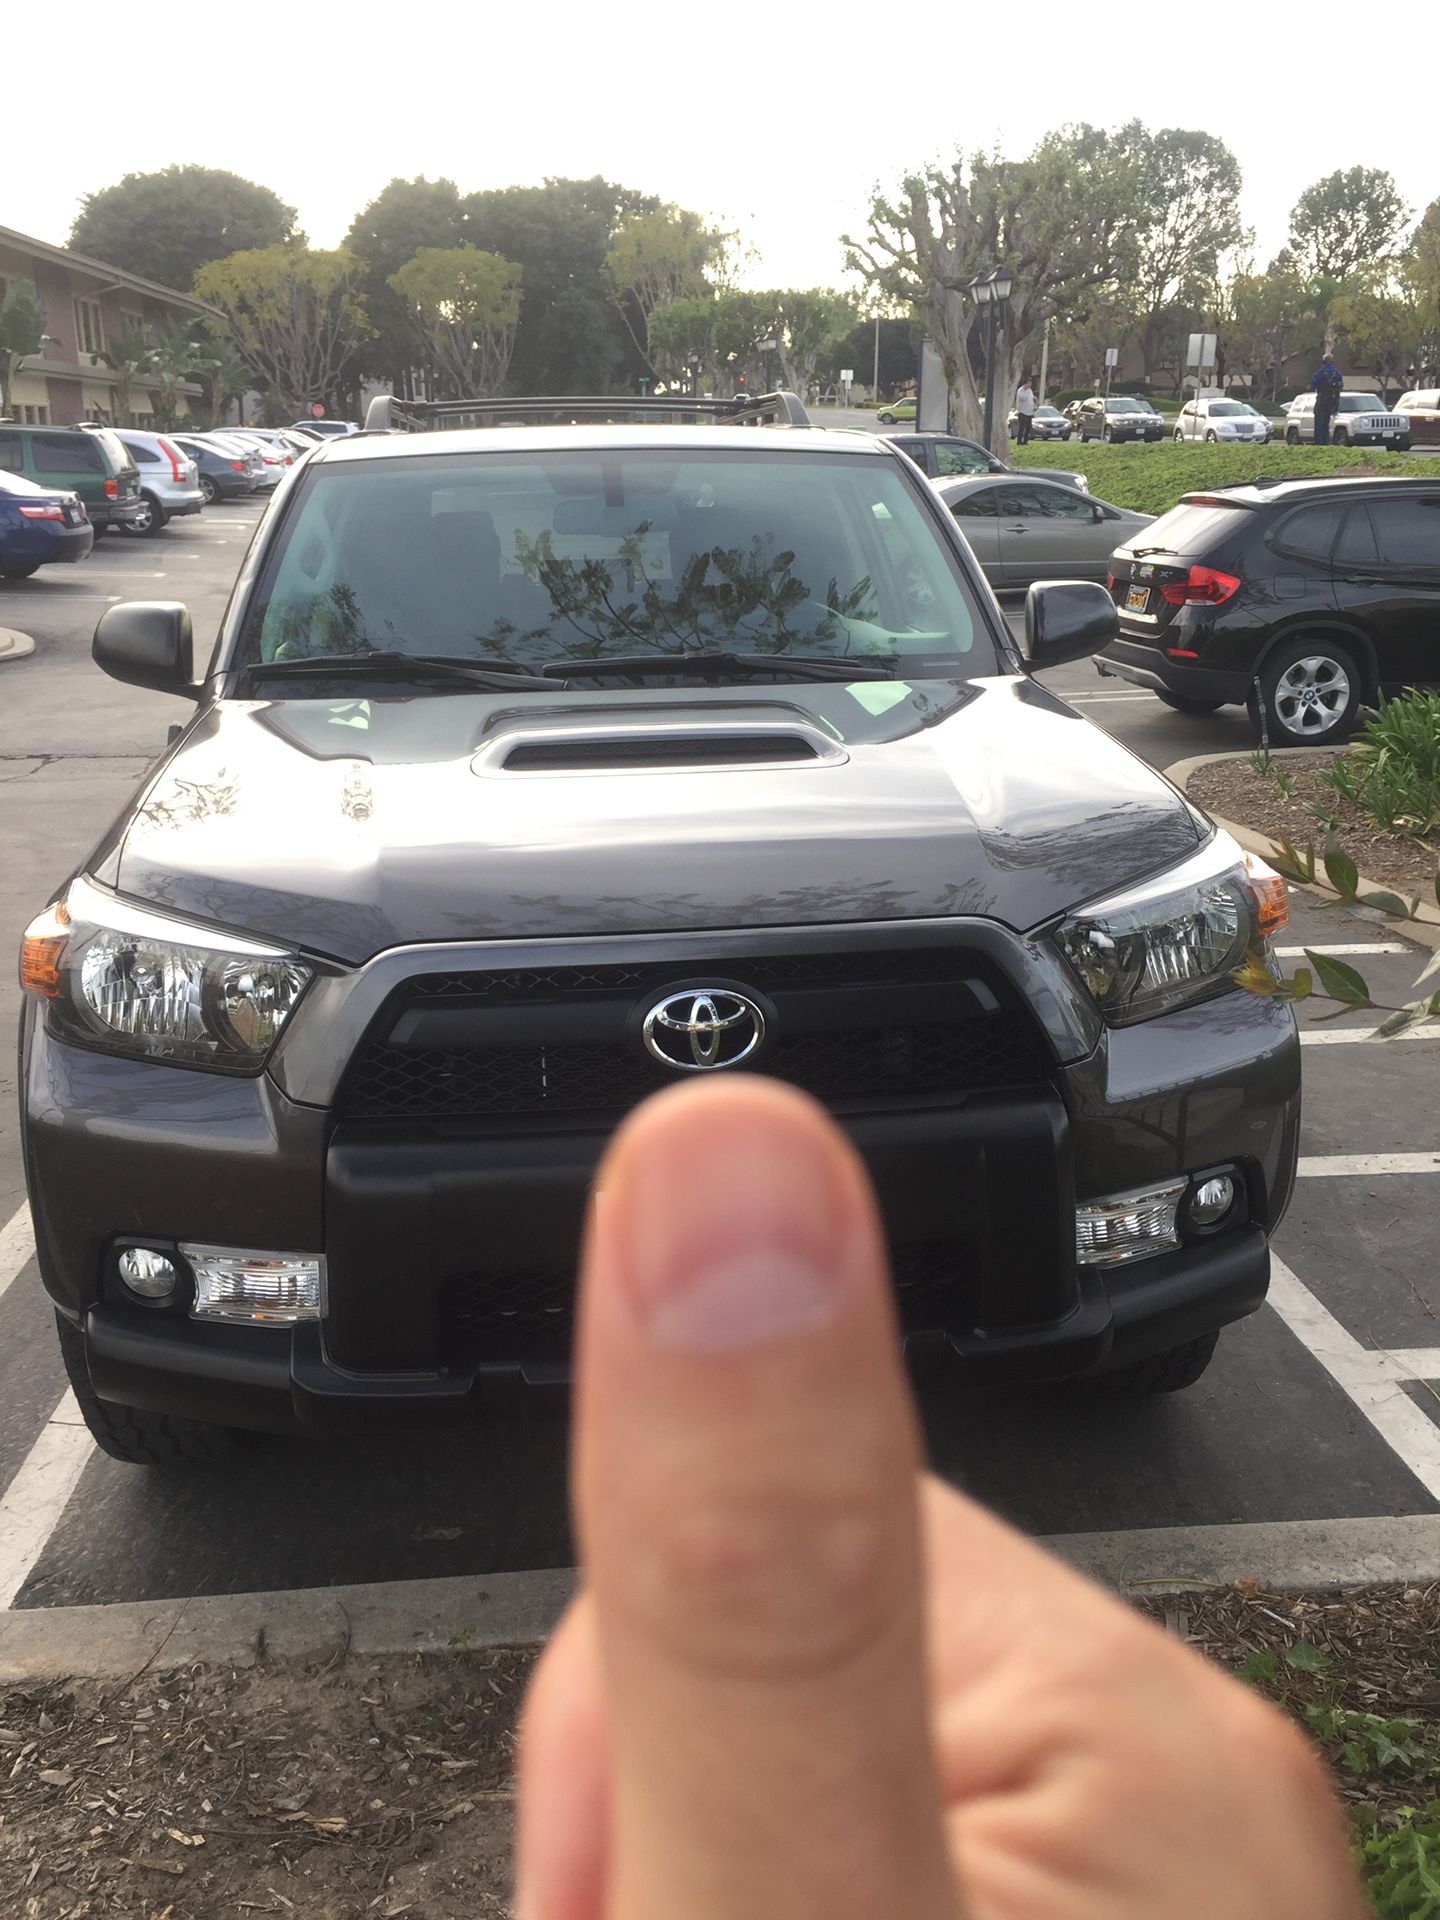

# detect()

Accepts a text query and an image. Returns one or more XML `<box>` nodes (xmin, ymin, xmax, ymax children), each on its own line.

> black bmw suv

<box><xmin>1099</xmin><ymin>477</ymin><xmax>1440</xmax><ymax>744</ymax></box>
<box><xmin>19</xmin><ymin>392</ymin><xmax>1300</xmax><ymax>1464</ymax></box>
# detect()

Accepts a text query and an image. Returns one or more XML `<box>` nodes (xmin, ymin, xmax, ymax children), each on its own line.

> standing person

<box><xmin>1310</xmin><ymin>354</ymin><xmax>1343</xmax><ymax>445</ymax></box>
<box><xmin>1014</xmin><ymin>375</ymin><xmax>1037</xmax><ymax>445</ymax></box>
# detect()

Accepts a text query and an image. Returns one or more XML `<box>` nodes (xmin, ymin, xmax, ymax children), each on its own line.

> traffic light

<box><xmin>736</xmin><ymin>372</ymin><xmax>746</xmax><ymax>389</ymax></box>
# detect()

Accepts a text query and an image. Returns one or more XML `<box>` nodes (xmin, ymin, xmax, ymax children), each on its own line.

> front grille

<box><xmin>441</xmin><ymin>1238</ymin><xmax>977</xmax><ymax>1352</ymax></box>
<box><xmin>340</xmin><ymin>947</ymin><xmax>1052</xmax><ymax>1122</ymax></box>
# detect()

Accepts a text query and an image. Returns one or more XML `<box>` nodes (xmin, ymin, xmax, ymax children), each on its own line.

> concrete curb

<box><xmin>8</xmin><ymin>1516</ymin><xmax>1440</xmax><ymax>1680</ymax></box>
<box><xmin>1167</xmin><ymin>749</ymin><xmax>1440</xmax><ymax>951</ymax></box>
<box><xmin>0</xmin><ymin>627</ymin><xmax>36</xmax><ymax>664</ymax></box>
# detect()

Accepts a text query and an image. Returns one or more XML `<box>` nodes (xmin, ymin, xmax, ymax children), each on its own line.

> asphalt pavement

<box><xmin>2</xmin><ymin>490</ymin><xmax>1438</xmax><ymax>1635</ymax></box>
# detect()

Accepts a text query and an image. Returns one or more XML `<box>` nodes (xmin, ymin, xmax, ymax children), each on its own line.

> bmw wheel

<box><xmin>1249</xmin><ymin>639</ymin><xmax>1362</xmax><ymax>747</ymax></box>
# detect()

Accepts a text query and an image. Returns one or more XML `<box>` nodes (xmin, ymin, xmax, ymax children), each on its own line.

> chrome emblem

<box><xmin>642</xmin><ymin>989</ymin><xmax>765</xmax><ymax>1071</ymax></box>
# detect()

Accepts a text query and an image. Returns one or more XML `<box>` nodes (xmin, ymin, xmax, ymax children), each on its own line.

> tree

<box><xmin>388</xmin><ymin>247</ymin><xmax>522</xmax><ymax>398</ymax></box>
<box><xmin>1288</xmin><ymin>168</ymin><xmax>1409</xmax><ymax>283</ymax></box>
<box><xmin>604</xmin><ymin>206</ymin><xmax>725</xmax><ymax>372</ymax></box>
<box><xmin>70</xmin><ymin>167</ymin><xmax>297</xmax><ymax>292</ymax></box>
<box><xmin>845</xmin><ymin>128</ymin><xmax>1148</xmax><ymax>453</ymax></box>
<box><xmin>345</xmin><ymin>177</ymin><xmax>469</xmax><ymax>388</ymax></box>
<box><xmin>0</xmin><ymin>278</ymin><xmax>49</xmax><ymax>417</ymax></box>
<box><xmin>101</xmin><ymin>322</ymin><xmax>154</xmax><ymax>426</ymax></box>
<box><xmin>830</xmin><ymin>314</ymin><xmax>917</xmax><ymax>395</ymax></box>
<box><xmin>763</xmin><ymin>290</ymin><xmax>856</xmax><ymax>401</ymax></box>
<box><xmin>1221</xmin><ymin>265</ymin><xmax>1313</xmax><ymax>403</ymax></box>
<box><xmin>1132</xmin><ymin>129</ymin><xmax>1244</xmax><ymax>382</ymax></box>
<box><xmin>193</xmin><ymin>247</ymin><xmax>370</xmax><ymax>416</ymax></box>
<box><xmin>145</xmin><ymin>320</ymin><xmax>202</xmax><ymax>429</ymax></box>
<box><xmin>194</xmin><ymin>336</ymin><xmax>253</xmax><ymax>429</ymax></box>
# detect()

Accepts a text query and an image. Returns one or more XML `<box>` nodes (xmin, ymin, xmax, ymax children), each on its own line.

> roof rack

<box><xmin>362</xmin><ymin>390</ymin><xmax>811</xmax><ymax>433</ymax></box>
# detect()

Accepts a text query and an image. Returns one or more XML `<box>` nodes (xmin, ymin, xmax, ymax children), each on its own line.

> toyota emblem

<box><xmin>642</xmin><ymin>988</ymin><xmax>766</xmax><ymax>1071</ymax></box>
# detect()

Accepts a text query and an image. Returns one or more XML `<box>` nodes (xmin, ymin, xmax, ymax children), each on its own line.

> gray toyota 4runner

<box><xmin>19</xmin><ymin>391</ymin><xmax>1301</xmax><ymax>1465</ymax></box>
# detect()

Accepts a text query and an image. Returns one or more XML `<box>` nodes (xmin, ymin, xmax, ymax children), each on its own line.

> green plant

<box><xmin>1354</xmin><ymin>1805</ymin><xmax>1440</xmax><ymax>1918</ymax></box>
<box><xmin>1017</xmin><ymin>441</ymin><xmax>1415</xmax><ymax>516</ymax></box>
<box><xmin>1319</xmin><ymin>690</ymin><xmax>1440</xmax><ymax>836</ymax></box>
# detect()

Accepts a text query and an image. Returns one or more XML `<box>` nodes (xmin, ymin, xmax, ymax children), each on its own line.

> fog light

<box><xmin>1075</xmin><ymin>1179</ymin><xmax>1185</xmax><ymax>1268</ymax></box>
<box><xmin>183</xmin><ymin>1244</ymin><xmax>324</xmax><ymax>1325</ymax></box>
<box><xmin>1188</xmin><ymin>1174</ymin><xmax>1236</xmax><ymax>1229</ymax></box>
<box><xmin>117</xmin><ymin>1247</ymin><xmax>178</xmax><ymax>1301</ymax></box>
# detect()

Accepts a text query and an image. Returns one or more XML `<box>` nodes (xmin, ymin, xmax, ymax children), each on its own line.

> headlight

<box><xmin>1054</xmin><ymin>837</ymin><xmax>1286</xmax><ymax>1026</ymax></box>
<box><xmin>20</xmin><ymin>876</ymin><xmax>312</xmax><ymax>1072</ymax></box>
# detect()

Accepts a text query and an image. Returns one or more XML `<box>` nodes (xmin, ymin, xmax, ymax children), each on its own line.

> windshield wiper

<box><xmin>240</xmin><ymin>650</ymin><xmax>558</xmax><ymax>692</ymax></box>
<box><xmin>539</xmin><ymin>651</ymin><xmax>902</xmax><ymax>684</ymax></box>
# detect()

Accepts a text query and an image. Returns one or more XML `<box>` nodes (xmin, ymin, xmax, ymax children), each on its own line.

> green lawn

<box><xmin>1020</xmin><ymin>442</ymin><xmax>1417</xmax><ymax>516</ymax></box>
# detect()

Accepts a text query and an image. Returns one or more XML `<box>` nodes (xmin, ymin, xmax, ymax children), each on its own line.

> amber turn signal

<box><xmin>1244</xmin><ymin>854</ymin><xmax>1289</xmax><ymax>938</ymax></box>
<box><xmin>19</xmin><ymin>902</ymin><xmax>71</xmax><ymax>1000</ymax></box>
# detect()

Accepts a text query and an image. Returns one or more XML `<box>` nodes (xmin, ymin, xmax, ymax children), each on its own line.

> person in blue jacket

<box><xmin>1310</xmin><ymin>355</ymin><xmax>1344</xmax><ymax>445</ymax></box>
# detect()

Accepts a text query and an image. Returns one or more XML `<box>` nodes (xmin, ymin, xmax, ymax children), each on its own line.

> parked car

<box><xmin>1284</xmin><ymin>392</ymin><xmax>1411</xmax><ymax>449</ymax></box>
<box><xmin>1007</xmin><ymin>402</ymin><xmax>1071</xmax><ymax>440</ymax></box>
<box><xmin>1074</xmin><ymin>396</ymin><xmax>1167</xmax><ymax>443</ymax></box>
<box><xmin>170</xmin><ymin>433</ymin><xmax>259</xmax><ymax>504</ymax></box>
<box><xmin>1098</xmin><ymin>477</ymin><xmax>1440</xmax><ymax>743</ymax></box>
<box><xmin>1173</xmin><ymin>398</ymin><xmax>1272</xmax><ymax>445</ymax></box>
<box><xmin>217</xmin><ymin>431</ymin><xmax>291</xmax><ymax>489</ymax></box>
<box><xmin>878</xmin><ymin>431</ymin><xmax>1089</xmax><ymax>492</ymax></box>
<box><xmin>938</xmin><ymin>472</ymin><xmax>1151</xmax><ymax>588</ymax></box>
<box><xmin>18</xmin><ymin>391</ymin><xmax>1303</xmax><ymax>1463</ymax></box>
<box><xmin>0</xmin><ymin>470</ymin><xmax>93</xmax><ymax>578</ymax></box>
<box><xmin>875</xmin><ymin>397</ymin><xmax>917</xmax><ymax>423</ymax></box>
<box><xmin>278</xmin><ymin>428</ymin><xmax>321</xmax><ymax>459</ymax></box>
<box><xmin>0</xmin><ymin>423</ymin><xmax>143</xmax><ymax>533</ymax></box>
<box><xmin>109</xmin><ymin>429</ymin><xmax>205</xmax><ymax>537</ymax></box>
<box><xmin>290</xmin><ymin>418</ymin><xmax>358</xmax><ymax>438</ymax></box>
<box><xmin>203</xmin><ymin>433</ymin><xmax>269</xmax><ymax>488</ymax></box>
<box><xmin>1393</xmin><ymin>388</ymin><xmax>1440</xmax><ymax>445</ymax></box>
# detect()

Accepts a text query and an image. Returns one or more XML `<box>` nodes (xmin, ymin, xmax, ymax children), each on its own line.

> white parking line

<box><xmin>0</xmin><ymin>1202</ymin><xmax>35</xmax><ymax>1306</ymax></box>
<box><xmin>1063</xmin><ymin>693</ymin><xmax>1153</xmax><ymax>703</ymax></box>
<box><xmin>0</xmin><ymin>1392</ymin><xmax>93</xmax><ymax>1611</ymax></box>
<box><xmin>1297</xmin><ymin>1154</ymin><xmax>1440</xmax><ymax>1177</ymax></box>
<box><xmin>1381</xmin><ymin>1351</ymin><xmax>1440</xmax><ymax>1380</ymax></box>
<box><xmin>1277</xmin><ymin>943</ymin><xmax>1409</xmax><ymax>957</ymax></box>
<box><xmin>1266</xmin><ymin>1256</ymin><xmax>1440</xmax><ymax>1500</ymax></box>
<box><xmin>1300</xmin><ymin>1026</ymin><xmax>1440</xmax><ymax>1045</ymax></box>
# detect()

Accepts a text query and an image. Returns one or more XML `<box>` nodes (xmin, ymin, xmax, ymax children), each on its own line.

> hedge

<box><xmin>1018</xmin><ymin>442</ymin><xmax>1417</xmax><ymax>517</ymax></box>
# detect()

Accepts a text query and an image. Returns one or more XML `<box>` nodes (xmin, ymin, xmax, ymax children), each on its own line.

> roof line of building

<box><xmin>0</xmin><ymin>223</ymin><xmax>222</xmax><ymax>319</ymax></box>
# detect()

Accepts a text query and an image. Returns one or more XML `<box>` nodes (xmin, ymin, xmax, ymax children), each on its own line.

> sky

<box><xmin>5</xmin><ymin>0</ymin><xmax>1435</xmax><ymax>294</ymax></box>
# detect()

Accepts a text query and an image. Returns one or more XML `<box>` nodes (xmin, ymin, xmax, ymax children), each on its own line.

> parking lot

<box><xmin>2</xmin><ymin>501</ymin><xmax>1439</xmax><ymax>1641</ymax></box>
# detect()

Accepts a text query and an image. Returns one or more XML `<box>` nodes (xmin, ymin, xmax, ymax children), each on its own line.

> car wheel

<box><xmin>1173</xmin><ymin>429</ymin><xmax>1184</xmax><ymax>443</ymax></box>
<box><xmin>1102</xmin><ymin>425</ymin><xmax>1116</xmax><ymax>443</ymax></box>
<box><xmin>1</xmin><ymin>560</ymin><xmax>41</xmax><ymax>579</ymax></box>
<box><xmin>1155</xmin><ymin>691</ymin><xmax>1225</xmax><ymax>716</ymax></box>
<box><xmin>1333</xmin><ymin>427</ymin><xmax>1349</xmax><ymax>446</ymax></box>
<box><xmin>1073</xmin><ymin>1332</ymin><xmax>1219</xmax><ymax>1397</ymax></box>
<box><xmin>54</xmin><ymin>1313</ymin><xmax>253</xmax><ymax>1467</ymax></box>
<box><xmin>127</xmin><ymin>493</ymin><xmax>165</xmax><ymax>538</ymax></box>
<box><xmin>1398</xmin><ymin>438</ymin><xmax>1412</xmax><ymax>452</ymax></box>
<box><xmin>1285</xmin><ymin>427</ymin><xmax>1300</xmax><ymax>445</ymax></box>
<box><xmin>1249</xmin><ymin>638</ymin><xmax>1362</xmax><ymax>747</ymax></box>
<box><xmin>877</xmin><ymin>412</ymin><xmax>895</xmax><ymax>425</ymax></box>
<box><xmin>199</xmin><ymin>474</ymin><xmax>219</xmax><ymax>505</ymax></box>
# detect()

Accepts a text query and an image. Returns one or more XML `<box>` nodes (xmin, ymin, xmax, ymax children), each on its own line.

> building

<box><xmin>0</xmin><ymin>223</ymin><xmax>213</xmax><ymax>427</ymax></box>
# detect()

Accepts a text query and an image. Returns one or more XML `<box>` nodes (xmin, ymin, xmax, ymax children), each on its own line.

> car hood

<box><xmin>93</xmin><ymin>679</ymin><xmax>1204</xmax><ymax>965</ymax></box>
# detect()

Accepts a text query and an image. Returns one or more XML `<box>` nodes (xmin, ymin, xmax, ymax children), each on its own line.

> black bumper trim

<box><xmin>1097</xmin><ymin>640</ymin><xmax>1249</xmax><ymax>705</ymax></box>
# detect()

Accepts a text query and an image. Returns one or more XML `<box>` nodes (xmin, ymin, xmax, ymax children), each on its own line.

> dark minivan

<box><xmin>1099</xmin><ymin>478</ymin><xmax>1440</xmax><ymax>744</ymax></box>
<box><xmin>0</xmin><ymin>423</ymin><xmax>143</xmax><ymax>533</ymax></box>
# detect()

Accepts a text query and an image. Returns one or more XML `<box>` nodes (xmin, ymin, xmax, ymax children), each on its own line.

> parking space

<box><xmin>1</xmin><ymin>519</ymin><xmax>1438</xmax><ymax>1629</ymax></box>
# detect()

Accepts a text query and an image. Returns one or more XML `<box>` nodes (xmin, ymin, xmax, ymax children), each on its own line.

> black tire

<box><xmin>1205</xmin><ymin>429</ymin><xmax>1219</xmax><ymax>443</ymax></box>
<box><xmin>1397</xmin><ymin>438</ymin><xmax>1412</xmax><ymax>453</ymax></box>
<box><xmin>1155</xmin><ymin>690</ymin><xmax>1224</xmax><ymax>715</ymax></box>
<box><xmin>54</xmin><ymin>1313</ymin><xmax>253</xmax><ymax>1467</ymax></box>
<box><xmin>877</xmin><ymin>412</ymin><xmax>895</xmax><ymax>425</ymax></box>
<box><xmin>1248</xmin><ymin>636</ymin><xmax>1363</xmax><ymax>746</ymax></box>
<box><xmin>1333</xmin><ymin>426</ymin><xmax>1348</xmax><ymax>447</ymax></box>
<box><xmin>1285</xmin><ymin>426</ymin><xmax>1300</xmax><ymax>445</ymax></box>
<box><xmin>127</xmin><ymin>493</ymin><xmax>167</xmax><ymax>538</ymax></box>
<box><xmin>1102</xmin><ymin>425</ymin><xmax>1116</xmax><ymax>443</ymax></box>
<box><xmin>1173</xmin><ymin>428</ymin><xmax>1184</xmax><ymax>443</ymax></box>
<box><xmin>2</xmin><ymin>560</ymin><xmax>41</xmax><ymax>579</ymax></box>
<box><xmin>199</xmin><ymin>474</ymin><xmax>218</xmax><ymax>505</ymax></box>
<box><xmin>1077</xmin><ymin>1332</ymin><xmax>1220</xmax><ymax>1397</ymax></box>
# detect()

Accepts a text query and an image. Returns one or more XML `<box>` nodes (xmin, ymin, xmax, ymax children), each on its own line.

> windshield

<box><xmin>1337</xmin><ymin>394</ymin><xmax>1380</xmax><ymax>412</ymax></box>
<box><xmin>1107</xmin><ymin>398</ymin><xmax>1145</xmax><ymax>412</ymax></box>
<box><xmin>234</xmin><ymin>448</ymin><xmax>994</xmax><ymax>676</ymax></box>
<box><xmin>1207</xmin><ymin>402</ymin><xmax>1255</xmax><ymax>417</ymax></box>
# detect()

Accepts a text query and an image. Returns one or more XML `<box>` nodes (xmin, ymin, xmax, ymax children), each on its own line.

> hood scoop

<box><xmin>474</xmin><ymin>720</ymin><xmax>846</xmax><ymax>776</ymax></box>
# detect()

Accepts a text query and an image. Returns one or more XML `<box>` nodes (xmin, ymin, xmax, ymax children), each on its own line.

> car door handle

<box><xmin>1005</xmin><ymin>524</ymin><xmax>1030</xmax><ymax>533</ymax></box>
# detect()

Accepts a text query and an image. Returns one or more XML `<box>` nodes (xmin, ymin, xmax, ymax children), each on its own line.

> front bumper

<box><xmin>22</xmin><ymin>927</ymin><xmax>1300</xmax><ymax>1434</ymax></box>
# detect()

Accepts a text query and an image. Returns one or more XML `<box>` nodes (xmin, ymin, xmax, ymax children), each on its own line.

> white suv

<box><xmin>1284</xmin><ymin>393</ymin><xmax>1412</xmax><ymax>450</ymax></box>
<box><xmin>111</xmin><ymin>430</ymin><xmax>205</xmax><ymax>538</ymax></box>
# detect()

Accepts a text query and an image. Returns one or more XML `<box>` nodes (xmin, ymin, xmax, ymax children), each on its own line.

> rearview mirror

<box><xmin>1023</xmin><ymin>581</ymin><xmax>1117</xmax><ymax>670</ymax></box>
<box><xmin>1090</xmin><ymin>503</ymin><xmax>1106</xmax><ymax>523</ymax></box>
<box><xmin>93</xmin><ymin>602</ymin><xmax>196</xmax><ymax>696</ymax></box>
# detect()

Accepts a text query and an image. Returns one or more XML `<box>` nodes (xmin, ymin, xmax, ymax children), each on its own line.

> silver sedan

<box><xmin>935</xmin><ymin>473</ymin><xmax>1152</xmax><ymax>590</ymax></box>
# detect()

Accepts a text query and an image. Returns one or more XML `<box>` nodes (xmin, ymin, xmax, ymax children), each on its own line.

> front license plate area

<box><xmin>1126</xmin><ymin>586</ymin><xmax>1150</xmax><ymax>613</ymax></box>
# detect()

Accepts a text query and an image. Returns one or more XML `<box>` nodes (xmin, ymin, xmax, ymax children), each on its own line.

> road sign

<box><xmin>1104</xmin><ymin>347</ymin><xmax>1119</xmax><ymax>368</ymax></box>
<box><xmin>839</xmin><ymin>369</ymin><xmax>854</xmax><ymax>384</ymax></box>
<box><xmin>311</xmin><ymin>401</ymin><xmax>325</xmax><ymax>419</ymax></box>
<box><xmin>1187</xmin><ymin>332</ymin><xmax>1218</xmax><ymax>371</ymax></box>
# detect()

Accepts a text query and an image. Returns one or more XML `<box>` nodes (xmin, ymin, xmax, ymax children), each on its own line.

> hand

<box><xmin>517</xmin><ymin>1079</ymin><xmax>1365</xmax><ymax>1919</ymax></box>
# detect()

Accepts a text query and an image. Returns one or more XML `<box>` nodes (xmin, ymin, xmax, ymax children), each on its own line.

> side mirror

<box><xmin>1090</xmin><ymin>502</ymin><xmax>1106</xmax><ymax>523</ymax></box>
<box><xmin>93</xmin><ymin>602</ymin><xmax>196</xmax><ymax>696</ymax></box>
<box><xmin>1023</xmin><ymin>581</ymin><xmax>1117</xmax><ymax>669</ymax></box>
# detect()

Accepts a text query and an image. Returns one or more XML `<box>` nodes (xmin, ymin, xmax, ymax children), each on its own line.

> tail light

<box><xmin>159</xmin><ymin>437</ymin><xmax>185</xmax><ymax>482</ymax></box>
<box><xmin>103</xmin><ymin>477</ymin><xmax>119</xmax><ymax>499</ymax></box>
<box><xmin>1105</xmin><ymin>570</ymin><xmax>1116</xmax><ymax>592</ymax></box>
<box><xmin>19</xmin><ymin>503</ymin><xmax>65</xmax><ymax>521</ymax></box>
<box><xmin>230</xmin><ymin>460</ymin><xmax>246</xmax><ymax>473</ymax></box>
<box><xmin>1160</xmin><ymin>565</ymin><xmax>1241</xmax><ymax>607</ymax></box>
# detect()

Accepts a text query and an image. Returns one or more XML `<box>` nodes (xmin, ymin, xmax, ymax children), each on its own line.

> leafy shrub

<box><xmin>1016</xmin><ymin>441</ymin><xmax>1416</xmax><ymax>516</ymax></box>
<box><xmin>1352</xmin><ymin>1805</ymin><xmax>1440</xmax><ymax>1918</ymax></box>
<box><xmin>1322</xmin><ymin>690</ymin><xmax>1440</xmax><ymax>835</ymax></box>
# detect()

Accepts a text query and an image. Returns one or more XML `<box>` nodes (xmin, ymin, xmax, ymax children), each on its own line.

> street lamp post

<box><xmin>967</xmin><ymin>266</ymin><xmax>1014</xmax><ymax>451</ymax></box>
